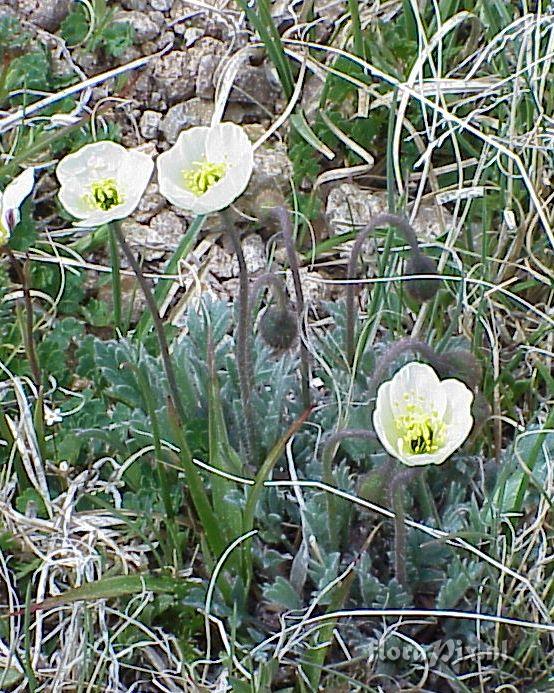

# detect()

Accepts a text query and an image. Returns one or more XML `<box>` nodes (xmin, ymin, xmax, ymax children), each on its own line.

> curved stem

<box><xmin>367</xmin><ymin>337</ymin><xmax>443</xmax><ymax>396</ymax></box>
<box><xmin>389</xmin><ymin>465</ymin><xmax>420</xmax><ymax>587</ymax></box>
<box><xmin>113</xmin><ymin>223</ymin><xmax>186</xmax><ymax>427</ymax></box>
<box><xmin>6</xmin><ymin>249</ymin><xmax>41</xmax><ymax>388</ymax></box>
<box><xmin>272</xmin><ymin>206</ymin><xmax>310</xmax><ymax>408</ymax></box>
<box><xmin>108</xmin><ymin>224</ymin><xmax>122</xmax><ymax>334</ymax></box>
<box><xmin>346</xmin><ymin>213</ymin><xmax>422</xmax><ymax>363</ymax></box>
<box><xmin>222</xmin><ymin>211</ymin><xmax>257</xmax><ymax>465</ymax></box>
<box><xmin>322</xmin><ymin>428</ymin><xmax>377</xmax><ymax>546</ymax></box>
<box><xmin>250</xmin><ymin>272</ymin><xmax>288</xmax><ymax>315</ymax></box>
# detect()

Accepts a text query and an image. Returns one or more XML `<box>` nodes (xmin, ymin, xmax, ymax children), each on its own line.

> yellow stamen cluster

<box><xmin>86</xmin><ymin>179</ymin><xmax>122</xmax><ymax>211</ymax></box>
<box><xmin>183</xmin><ymin>160</ymin><xmax>226</xmax><ymax>196</ymax></box>
<box><xmin>395</xmin><ymin>393</ymin><xmax>445</xmax><ymax>455</ymax></box>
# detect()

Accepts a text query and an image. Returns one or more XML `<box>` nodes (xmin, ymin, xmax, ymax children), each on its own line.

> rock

<box><xmin>118</xmin><ymin>10</ymin><xmax>161</xmax><ymax>42</ymax></box>
<box><xmin>160</xmin><ymin>99</ymin><xmax>213</xmax><ymax>143</ymax></box>
<box><xmin>151</xmin><ymin>39</ymin><xmax>223</xmax><ymax>105</ymax></box>
<box><xmin>238</xmin><ymin>137</ymin><xmax>292</xmax><ymax>218</ymax></box>
<box><xmin>121</xmin><ymin>220</ymin><xmax>167</xmax><ymax>261</ymax></box>
<box><xmin>139</xmin><ymin>110</ymin><xmax>162</xmax><ymax>140</ymax></box>
<box><xmin>150</xmin><ymin>210</ymin><xmax>185</xmax><ymax>248</ymax></box>
<box><xmin>121</xmin><ymin>0</ymin><xmax>148</xmax><ymax>9</ymax></box>
<box><xmin>16</xmin><ymin>0</ymin><xmax>70</xmax><ymax>31</ymax></box>
<box><xmin>228</xmin><ymin>63</ymin><xmax>280</xmax><ymax>107</ymax></box>
<box><xmin>182</xmin><ymin>27</ymin><xmax>204</xmax><ymax>45</ymax></box>
<box><xmin>326</xmin><ymin>184</ymin><xmax>386</xmax><ymax>235</ymax></box>
<box><xmin>284</xmin><ymin>268</ymin><xmax>336</xmax><ymax>304</ymax></box>
<box><xmin>196</xmin><ymin>53</ymin><xmax>222</xmax><ymax>100</ymax></box>
<box><xmin>133</xmin><ymin>183</ymin><xmax>165</xmax><ymax>223</ymax></box>
<box><xmin>150</xmin><ymin>0</ymin><xmax>173</xmax><ymax>10</ymax></box>
<box><xmin>169</xmin><ymin>1</ymin><xmax>233</xmax><ymax>41</ymax></box>
<box><xmin>326</xmin><ymin>183</ymin><xmax>451</xmax><ymax>243</ymax></box>
<box><xmin>231</xmin><ymin>234</ymin><xmax>266</xmax><ymax>276</ymax></box>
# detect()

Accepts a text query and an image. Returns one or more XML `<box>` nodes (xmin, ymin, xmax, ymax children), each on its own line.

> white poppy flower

<box><xmin>56</xmin><ymin>141</ymin><xmax>154</xmax><ymax>227</ymax></box>
<box><xmin>156</xmin><ymin>122</ymin><xmax>254</xmax><ymax>215</ymax></box>
<box><xmin>373</xmin><ymin>361</ymin><xmax>474</xmax><ymax>467</ymax></box>
<box><xmin>0</xmin><ymin>167</ymin><xmax>35</xmax><ymax>246</ymax></box>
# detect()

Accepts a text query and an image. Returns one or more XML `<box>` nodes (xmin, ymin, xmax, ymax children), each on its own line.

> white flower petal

<box><xmin>389</xmin><ymin>361</ymin><xmax>445</xmax><ymax>418</ymax></box>
<box><xmin>157</xmin><ymin>123</ymin><xmax>254</xmax><ymax>214</ymax></box>
<box><xmin>373</xmin><ymin>361</ymin><xmax>474</xmax><ymax>467</ymax></box>
<box><xmin>441</xmin><ymin>378</ymin><xmax>474</xmax><ymax>424</ymax></box>
<box><xmin>57</xmin><ymin>141</ymin><xmax>154</xmax><ymax>226</ymax></box>
<box><xmin>206</xmin><ymin>122</ymin><xmax>254</xmax><ymax>203</ymax></box>
<box><xmin>56</xmin><ymin>141</ymin><xmax>124</xmax><ymax>185</ymax></box>
<box><xmin>1</xmin><ymin>167</ymin><xmax>35</xmax><ymax>231</ymax></box>
<box><xmin>372</xmin><ymin>381</ymin><xmax>401</xmax><ymax>459</ymax></box>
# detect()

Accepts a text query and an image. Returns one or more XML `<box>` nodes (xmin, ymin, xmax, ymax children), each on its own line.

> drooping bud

<box><xmin>471</xmin><ymin>391</ymin><xmax>491</xmax><ymax>433</ymax></box>
<box><xmin>435</xmin><ymin>349</ymin><xmax>483</xmax><ymax>390</ymax></box>
<box><xmin>259</xmin><ymin>305</ymin><xmax>298</xmax><ymax>351</ymax></box>
<box><xmin>404</xmin><ymin>252</ymin><xmax>440</xmax><ymax>302</ymax></box>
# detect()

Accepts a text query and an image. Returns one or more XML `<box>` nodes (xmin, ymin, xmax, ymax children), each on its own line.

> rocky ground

<box><xmin>5</xmin><ymin>0</ymin><xmax>451</xmax><ymax>321</ymax></box>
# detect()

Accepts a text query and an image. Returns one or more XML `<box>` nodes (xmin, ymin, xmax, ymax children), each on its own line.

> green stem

<box><xmin>389</xmin><ymin>465</ymin><xmax>420</xmax><ymax>586</ymax></box>
<box><xmin>322</xmin><ymin>429</ymin><xmax>377</xmax><ymax>546</ymax></box>
<box><xmin>347</xmin><ymin>0</ymin><xmax>364</xmax><ymax>58</ymax></box>
<box><xmin>272</xmin><ymin>206</ymin><xmax>311</xmax><ymax>408</ymax></box>
<box><xmin>132</xmin><ymin>362</ymin><xmax>180</xmax><ymax>568</ymax></box>
<box><xmin>135</xmin><ymin>215</ymin><xmax>204</xmax><ymax>339</ymax></box>
<box><xmin>346</xmin><ymin>214</ymin><xmax>421</xmax><ymax>364</ymax></box>
<box><xmin>222</xmin><ymin>210</ymin><xmax>257</xmax><ymax>465</ymax></box>
<box><xmin>109</xmin><ymin>223</ymin><xmax>122</xmax><ymax>333</ymax></box>
<box><xmin>113</xmin><ymin>223</ymin><xmax>186</xmax><ymax>426</ymax></box>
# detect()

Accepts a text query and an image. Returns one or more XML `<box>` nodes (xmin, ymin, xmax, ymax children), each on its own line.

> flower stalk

<box><xmin>322</xmin><ymin>428</ymin><xmax>377</xmax><ymax>546</ymax></box>
<box><xmin>251</xmin><ymin>272</ymin><xmax>298</xmax><ymax>352</ymax></box>
<box><xmin>389</xmin><ymin>464</ymin><xmax>419</xmax><ymax>587</ymax></box>
<box><xmin>108</xmin><ymin>224</ymin><xmax>123</xmax><ymax>334</ymax></box>
<box><xmin>222</xmin><ymin>210</ymin><xmax>257</xmax><ymax>465</ymax></box>
<box><xmin>271</xmin><ymin>206</ymin><xmax>310</xmax><ymax>408</ymax></box>
<box><xmin>112</xmin><ymin>222</ymin><xmax>187</xmax><ymax>426</ymax></box>
<box><xmin>346</xmin><ymin>213</ymin><xmax>439</xmax><ymax>363</ymax></box>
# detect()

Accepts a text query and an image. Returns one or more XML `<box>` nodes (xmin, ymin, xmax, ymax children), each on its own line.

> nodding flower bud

<box><xmin>259</xmin><ymin>305</ymin><xmax>298</xmax><ymax>351</ymax></box>
<box><xmin>404</xmin><ymin>252</ymin><xmax>440</xmax><ymax>302</ymax></box>
<box><xmin>435</xmin><ymin>348</ymin><xmax>483</xmax><ymax>390</ymax></box>
<box><xmin>471</xmin><ymin>391</ymin><xmax>491</xmax><ymax>435</ymax></box>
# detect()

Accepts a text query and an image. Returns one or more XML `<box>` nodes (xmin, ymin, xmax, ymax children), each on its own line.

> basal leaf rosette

<box><xmin>56</xmin><ymin>141</ymin><xmax>154</xmax><ymax>227</ymax></box>
<box><xmin>373</xmin><ymin>361</ymin><xmax>474</xmax><ymax>466</ymax></box>
<box><xmin>156</xmin><ymin>122</ymin><xmax>254</xmax><ymax>215</ymax></box>
<box><xmin>0</xmin><ymin>168</ymin><xmax>35</xmax><ymax>246</ymax></box>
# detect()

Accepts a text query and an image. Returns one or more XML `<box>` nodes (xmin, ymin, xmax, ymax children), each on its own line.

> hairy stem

<box><xmin>113</xmin><ymin>222</ymin><xmax>186</xmax><ymax>425</ymax></box>
<box><xmin>346</xmin><ymin>213</ymin><xmax>422</xmax><ymax>363</ymax></box>
<box><xmin>7</xmin><ymin>250</ymin><xmax>41</xmax><ymax>388</ymax></box>
<box><xmin>367</xmin><ymin>337</ymin><xmax>442</xmax><ymax>396</ymax></box>
<box><xmin>389</xmin><ymin>465</ymin><xmax>420</xmax><ymax>586</ymax></box>
<box><xmin>222</xmin><ymin>210</ymin><xmax>257</xmax><ymax>465</ymax></box>
<box><xmin>272</xmin><ymin>206</ymin><xmax>310</xmax><ymax>408</ymax></box>
<box><xmin>322</xmin><ymin>428</ymin><xmax>377</xmax><ymax>546</ymax></box>
<box><xmin>108</xmin><ymin>224</ymin><xmax>123</xmax><ymax>334</ymax></box>
<box><xmin>250</xmin><ymin>272</ymin><xmax>288</xmax><ymax>314</ymax></box>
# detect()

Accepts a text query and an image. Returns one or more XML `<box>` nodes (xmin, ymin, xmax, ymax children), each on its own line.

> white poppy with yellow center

<box><xmin>373</xmin><ymin>361</ymin><xmax>474</xmax><ymax>466</ymax></box>
<box><xmin>0</xmin><ymin>167</ymin><xmax>35</xmax><ymax>246</ymax></box>
<box><xmin>56</xmin><ymin>141</ymin><xmax>154</xmax><ymax>227</ymax></box>
<box><xmin>156</xmin><ymin>122</ymin><xmax>254</xmax><ymax>215</ymax></box>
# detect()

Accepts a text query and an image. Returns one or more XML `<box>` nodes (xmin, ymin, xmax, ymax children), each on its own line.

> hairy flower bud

<box><xmin>404</xmin><ymin>253</ymin><xmax>440</xmax><ymax>302</ymax></box>
<box><xmin>259</xmin><ymin>305</ymin><xmax>298</xmax><ymax>351</ymax></box>
<box><xmin>435</xmin><ymin>349</ymin><xmax>483</xmax><ymax>389</ymax></box>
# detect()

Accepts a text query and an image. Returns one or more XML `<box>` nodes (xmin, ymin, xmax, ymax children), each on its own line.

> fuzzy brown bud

<box><xmin>259</xmin><ymin>306</ymin><xmax>298</xmax><ymax>351</ymax></box>
<box><xmin>404</xmin><ymin>253</ymin><xmax>440</xmax><ymax>302</ymax></box>
<box><xmin>435</xmin><ymin>349</ymin><xmax>483</xmax><ymax>389</ymax></box>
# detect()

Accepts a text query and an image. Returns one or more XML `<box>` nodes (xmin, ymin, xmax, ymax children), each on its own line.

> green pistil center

<box><xmin>396</xmin><ymin>394</ymin><xmax>445</xmax><ymax>455</ymax></box>
<box><xmin>183</xmin><ymin>160</ymin><xmax>226</xmax><ymax>197</ymax></box>
<box><xmin>87</xmin><ymin>179</ymin><xmax>122</xmax><ymax>211</ymax></box>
